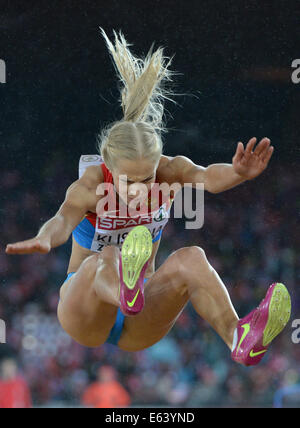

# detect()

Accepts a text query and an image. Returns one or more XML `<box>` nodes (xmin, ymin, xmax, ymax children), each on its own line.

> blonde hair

<box><xmin>97</xmin><ymin>28</ymin><xmax>175</xmax><ymax>171</ymax></box>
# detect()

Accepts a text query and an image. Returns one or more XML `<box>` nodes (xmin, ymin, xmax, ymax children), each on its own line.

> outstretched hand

<box><xmin>232</xmin><ymin>137</ymin><xmax>274</xmax><ymax>180</ymax></box>
<box><xmin>5</xmin><ymin>236</ymin><xmax>51</xmax><ymax>255</ymax></box>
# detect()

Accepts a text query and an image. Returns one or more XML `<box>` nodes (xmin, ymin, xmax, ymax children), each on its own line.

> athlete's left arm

<box><xmin>173</xmin><ymin>137</ymin><xmax>274</xmax><ymax>193</ymax></box>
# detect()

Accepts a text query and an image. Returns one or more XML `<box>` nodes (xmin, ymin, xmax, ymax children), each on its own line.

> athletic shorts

<box><xmin>63</xmin><ymin>272</ymin><xmax>148</xmax><ymax>346</ymax></box>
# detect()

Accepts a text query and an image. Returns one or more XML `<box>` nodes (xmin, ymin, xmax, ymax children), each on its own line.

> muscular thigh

<box><xmin>118</xmin><ymin>248</ymin><xmax>190</xmax><ymax>352</ymax></box>
<box><xmin>57</xmin><ymin>255</ymin><xmax>119</xmax><ymax>347</ymax></box>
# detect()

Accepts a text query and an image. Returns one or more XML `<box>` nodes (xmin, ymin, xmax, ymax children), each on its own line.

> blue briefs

<box><xmin>63</xmin><ymin>272</ymin><xmax>148</xmax><ymax>347</ymax></box>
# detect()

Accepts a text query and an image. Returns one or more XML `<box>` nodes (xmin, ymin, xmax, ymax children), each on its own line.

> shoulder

<box><xmin>65</xmin><ymin>165</ymin><xmax>103</xmax><ymax>210</ymax></box>
<box><xmin>156</xmin><ymin>155</ymin><xmax>195</xmax><ymax>184</ymax></box>
<box><xmin>79</xmin><ymin>165</ymin><xmax>104</xmax><ymax>190</ymax></box>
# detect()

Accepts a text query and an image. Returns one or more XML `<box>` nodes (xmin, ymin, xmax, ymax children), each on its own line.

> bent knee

<box><xmin>78</xmin><ymin>254</ymin><xmax>99</xmax><ymax>282</ymax></box>
<box><xmin>79</xmin><ymin>246</ymin><xmax>119</xmax><ymax>279</ymax></box>
<box><xmin>169</xmin><ymin>246</ymin><xmax>208</xmax><ymax>278</ymax></box>
<box><xmin>57</xmin><ymin>303</ymin><xmax>108</xmax><ymax>348</ymax></box>
<box><xmin>173</xmin><ymin>246</ymin><xmax>207</xmax><ymax>265</ymax></box>
<box><xmin>100</xmin><ymin>245</ymin><xmax>120</xmax><ymax>259</ymax></box>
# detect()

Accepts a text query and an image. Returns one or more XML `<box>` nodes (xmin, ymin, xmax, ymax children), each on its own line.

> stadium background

<box><xmin>0</xmin><ymin>0</ymin><xmax>300</xmax><ymax>407</ymax></box>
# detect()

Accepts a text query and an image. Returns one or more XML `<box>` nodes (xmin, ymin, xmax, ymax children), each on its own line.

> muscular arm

<box><xmin>36</xmin><ymin>181</ymin><xmax>94</xmax><ymax>248</ymax></box>
<box><xmin>6</xmin><ymin>166</ymin><xmax>102</xmax><ymax>254</ymax></box>
<box><xmin>170</xmin><ymin>156</ymin><xmax>245</xmax><ymax>194</ymax></box>
<box><xmin>163</xmin><ymin>137</ymin><xmax>273</xmax><ymax>194</ymax></box>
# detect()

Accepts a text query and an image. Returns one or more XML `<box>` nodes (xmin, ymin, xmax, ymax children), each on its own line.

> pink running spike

<box><xmin>231</xmin><ymin>283</ymin><xmax>291</xmax><ymax>366</ymax></box>
<box><xmin>119</xmin><ymin>253</ymin><xmax>148</xmax><ymax>316</ymax></box>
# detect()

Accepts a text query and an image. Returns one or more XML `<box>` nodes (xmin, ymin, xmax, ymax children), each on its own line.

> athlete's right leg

<box><xmin>57</xmin><ymin>246</ymin><xmax>121</xmax><ymax>347</ymax></box>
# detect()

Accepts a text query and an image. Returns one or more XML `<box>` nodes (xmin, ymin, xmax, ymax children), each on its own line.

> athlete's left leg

<box><xmin>118</xmin><ymin>246</ymin><xmax>239</xmax><ymax>352</ymax></box>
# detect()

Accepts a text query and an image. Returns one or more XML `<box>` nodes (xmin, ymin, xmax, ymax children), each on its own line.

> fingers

<box><xmin>243</xmin><ymin>137</ymin><xmax>273</xmax><ymax>162</ymax></box>
<box><xmin>5</xmin><ymin>239</ymin><xmax>49</xmax><ymax>255</ymax></box>
<box><xmin>254</xmin><ymin>138</ymin><xmax>274</xmax><ymax>166</ymax></box>
<box><xmin>234</xmin><ymin>142</ymin><xmax>244</xmax><ymax>162</ymax></box>
<box><xmin>241</xmin><ymin>138</ymin><xmax>257</xmax><ymax>165</ymax></box>
<box><xmin>6</xmin><ymin>242</ymin><xmax>34</xmax><ymax>254</ymax></box>
<box><xmin>262</xmin><ymin>145</ymin><xmax>274</xmax><ymax>164</ymax></box>
<box><xmin>253</xmin><ymin>137</ymin><xmax>271</xmax><ymax>157</ymax></box>
<box><xmin>245</xmin><ymin>137</ymin><xmax>257</xmax><ymax>154</ymax></box>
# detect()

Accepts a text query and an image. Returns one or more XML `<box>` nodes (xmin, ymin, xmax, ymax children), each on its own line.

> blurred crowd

<box><xmin>0</xmin><ymin>157</ymin><xmax>300</xmax><ymax>408</ymax></box>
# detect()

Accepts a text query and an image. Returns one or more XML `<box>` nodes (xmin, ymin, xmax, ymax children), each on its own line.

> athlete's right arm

<box><xmin>5</xmin><ymin>168</ymin><xmax>100</xmax><ymax>255</ymax></box>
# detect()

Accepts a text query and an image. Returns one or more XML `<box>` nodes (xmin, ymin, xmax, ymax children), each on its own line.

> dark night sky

<box><xmin>0</xmin><ymin>0</ymin><xmax>300</xmax><ymax>184</ymax></box>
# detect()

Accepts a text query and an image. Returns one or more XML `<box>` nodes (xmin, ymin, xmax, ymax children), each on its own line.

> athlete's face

<box><xmin>111</xmin><ymin>158</ymin><xmax>157</xmax><ymax>205</ymax></box>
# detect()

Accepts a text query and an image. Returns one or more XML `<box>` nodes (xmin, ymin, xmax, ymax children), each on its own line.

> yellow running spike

<box><xmin>121</xmin><ymin>226</ymin><xmax>153</xmax><ymax>290</ymax></box>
